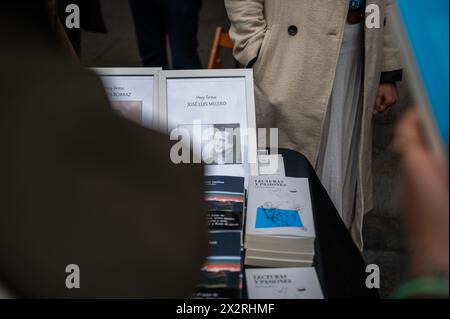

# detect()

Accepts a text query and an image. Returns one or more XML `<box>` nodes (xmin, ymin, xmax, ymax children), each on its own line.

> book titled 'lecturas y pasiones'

<box><xmin>245</xmin><ymin>267</ymin><xmax>323</xmax><ymax>299</ymax></box>
<box><xmin>245</xmin><ymin>176</ymin><xmax>315</xmax><ymax>267</ymax></box>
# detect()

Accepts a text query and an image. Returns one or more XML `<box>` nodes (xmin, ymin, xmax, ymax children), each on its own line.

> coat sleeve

<box><xmin>381</xmin><ymin>0</ymin><xmax>403</xmax><ymax>72</ymax></box>
<box><xmin>224</xmin><ymin>0</ymin><xmax>266</xmax><ymax>67</ymax></box>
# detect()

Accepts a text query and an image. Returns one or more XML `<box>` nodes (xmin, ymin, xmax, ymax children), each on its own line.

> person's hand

<box><xmin>394</xmin><ymin>110</ymin><xmax>449</xmax><ymax>278</ymax></box>
<box><xmin>374</xmin><ymin>83</ymin><xmax>399</xmax><ymax>114</ymax></box>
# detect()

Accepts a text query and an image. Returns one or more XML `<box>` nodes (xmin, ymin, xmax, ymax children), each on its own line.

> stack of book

<box><xmin>244</xmin><ymin>176</ymin><xmax>316</xmax><ymax>268</ymax></box>
<box><xmin>193</xmin><ymin>176</ymin><xmax>245</xmax><ymax>299</ymax></box>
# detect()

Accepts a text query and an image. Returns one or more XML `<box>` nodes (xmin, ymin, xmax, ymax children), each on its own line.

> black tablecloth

<box><xmin>245</xmin><ymin>149</ymin><xmax>379</xmax><ymax>299</ymax></box>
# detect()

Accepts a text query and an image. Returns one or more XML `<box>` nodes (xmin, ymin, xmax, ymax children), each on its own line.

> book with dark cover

<box><xmin>207</xmin><ymin>211</ymin><xmax>242</xmax><ymax>231</ymax></box>
<box><xmin>204</xmin><ymin>176</ymin><xmax>245</xmax><ymax>195</ymax></box>
<box><xmin>204</xmin><ymin>176</ymin><xmax>245</xmax><ymax>231</ymax></box>
<box><xmin>204</xmin><ymin>231</ymin><xmax>242</xmax><ymax>272</ymax></box>
<box><xmin>194</xmin><ymin>176</ymin><xmax>245</xmax><ymax>299</ymax></box>
<box><xmin>194</xmin><ymin>231</ymin><xmax>243</xmax><ymax>299</ymax></box>
<box><xmin>193</xmin><ymin>271</ymin><xmax>242</xmax><ymax>299</ymax></box>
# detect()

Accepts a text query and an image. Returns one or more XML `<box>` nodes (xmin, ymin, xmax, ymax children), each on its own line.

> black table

<box><xmin>244</xmin><ymin>149</ymin><xmax>379</xmax><ymax>299</ymax></box>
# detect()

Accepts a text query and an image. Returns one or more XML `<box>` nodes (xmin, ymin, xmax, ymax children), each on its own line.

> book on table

<box><xmin>244</xmin><ymin>176</ymin><xmax>315</xmax><ymax>268</ymax></box>
<box><xmin>193</xmin><ymin>176</ymin><xmax>245</xmax><ymax>299</ymax></box>
<box><xmin>245</xmin><ymin>267</ymin><xmax>323</xmax><ymax>299</ymax></box>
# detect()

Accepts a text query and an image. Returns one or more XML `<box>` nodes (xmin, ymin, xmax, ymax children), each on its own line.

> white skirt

<box><xmin>316</xmin><ymin>22</ymin><xmax>364</xmax><ymax>228</ymax></box>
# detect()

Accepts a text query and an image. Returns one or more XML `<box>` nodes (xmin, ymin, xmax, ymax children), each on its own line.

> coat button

<box><xmin>288</xmin><ymin>25</ymin><xmax>298</xmax><ymax>36</ymax></box>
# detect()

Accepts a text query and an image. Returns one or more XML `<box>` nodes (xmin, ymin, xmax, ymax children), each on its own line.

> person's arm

<box><xmin>393</xmin><ymin>110</ymin><xmax>449</xmax><ymax>298</ymax></box>
<box><xmin>374</xmin><ymin>0</ymin><xmax>403</xmax><ymax>114</ymax></box>
<box><xmin>224</xmin><ymin>0</ymin><xmax>266</xmax><ymax>68</ymax></box>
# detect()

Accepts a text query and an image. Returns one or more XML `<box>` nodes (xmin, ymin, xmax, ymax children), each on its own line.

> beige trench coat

<box><xmin>225</xmin><ymin>0</ymin><xmax>402</xmax><ymax>249</ymax></box>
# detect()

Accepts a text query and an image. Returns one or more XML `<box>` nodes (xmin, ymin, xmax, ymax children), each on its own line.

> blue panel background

<box><xmin>396</xmin><ymin>0</ymin><xmax>449</xmax><ymax>147</ymax></box>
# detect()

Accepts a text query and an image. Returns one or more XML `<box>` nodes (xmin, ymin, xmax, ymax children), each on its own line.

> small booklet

<box><xmin>258</xmin><ymin>154</ymin><xmax>285</xmax><ymax>176</ymax></box>
<box><xmin>246</xmin><ymin>267</ymin><xmax>324</xmax><ymax>299</ymax></box>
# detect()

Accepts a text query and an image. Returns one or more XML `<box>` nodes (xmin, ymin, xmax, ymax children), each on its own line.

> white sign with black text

<box><xmin>160</xmin><ymin>70</ymin><xmax>258</xmax><ymax>183</ymax></box>
<box><xmin>93</xmin><ymin>68</ymin><xmax>160</xmax><ymax>128</ymax></box>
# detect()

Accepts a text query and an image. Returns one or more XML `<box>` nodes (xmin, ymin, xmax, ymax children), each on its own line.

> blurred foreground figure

<box><xmin>0</xmin><ymin>2</ymin><xmax>207</xmax><ymax>298</ymax></box>
<box><xmin>129</xmin><ymin>0</ymin><xmax>202</xmax><ymax>69</ymax></box>
<box><xmin>394</xmin><ymin>110</ymin><xmax>449</xmax><ymax>298</ymax></box>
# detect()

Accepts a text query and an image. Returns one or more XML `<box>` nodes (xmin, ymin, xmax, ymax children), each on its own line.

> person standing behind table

<box><xmin>129</xmin><ymin>0</ymin><xmax>202</xmax><ymax>69</ymax></box>
<box><xmin>225</xmin><ymin>0</ymin><xmax>403</xmax><ymax>249</ymax></box>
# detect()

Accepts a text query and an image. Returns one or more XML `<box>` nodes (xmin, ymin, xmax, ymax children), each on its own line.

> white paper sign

<box><xmin>166</xmin><ymin>77</ymin><xmax>250</xmax><ymax>180</ymax></box>
<box><xmin>100</xmin><ymin>76</ymin><xmax>155</xmax><ymax>127</ymax></box>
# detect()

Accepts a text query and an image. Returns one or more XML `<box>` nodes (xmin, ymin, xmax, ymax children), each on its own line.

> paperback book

<box><xmin>194</xmin><ymin>176</ymin><xmax>245</xmax><ymax>299</ymax></box>
<box><xmin>245</xmin><ymin>176</ymin><xmax>315</xmax><ymax>267</ymax></box>
<box><xmin>246</xmin><ymin>267</ymin><xmax>323</xmax><ymax>299</ymax></box>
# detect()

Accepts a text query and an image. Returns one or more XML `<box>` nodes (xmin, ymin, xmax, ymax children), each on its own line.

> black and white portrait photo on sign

<box><xmin>177</xmin><ymin>123</ymin><xmax>242</xmax><ymax>165</ymax></box>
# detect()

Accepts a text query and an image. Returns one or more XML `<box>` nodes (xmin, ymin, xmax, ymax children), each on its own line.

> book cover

<box><xmin>203</xmin><ymin>231</ymin><xmax>242</xmax><ymax>272</ymax></box>
<box><xmin>246</xmin><ymin>177</ymin><xmax>315</xmax><ymax>238</ymax></box>
<box><xmin>207</xmin><ymin>211</ymin><xmax>242</xmax><ymax>231</ymax></box>
<box><xmin>196</xmin><ymin>176</ymin><xmax>246</xmax><ymax>299</ymax></box>
<box><xmin>193</xmin><ymin>271</ymin><xmax>242</xmax><ymax>299</ymax></box>
<box><xmin>245</xmin><ymin>267</ymin><xmax>323</xmax><ymax>299</ymax></box>
<box><xmin>205</xmin><ymin>176</ymin><xmax>245</xmax><ymax>231</ymax></box>
<box><xmin>204</xmin><ymin>176</ymin><xmax>245</xmax><ymax>202</ymax></box>
<box><xmin>194</xmin><ymin>231</ymin><xmax>243</xmax><ymax>299</ymax></box>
